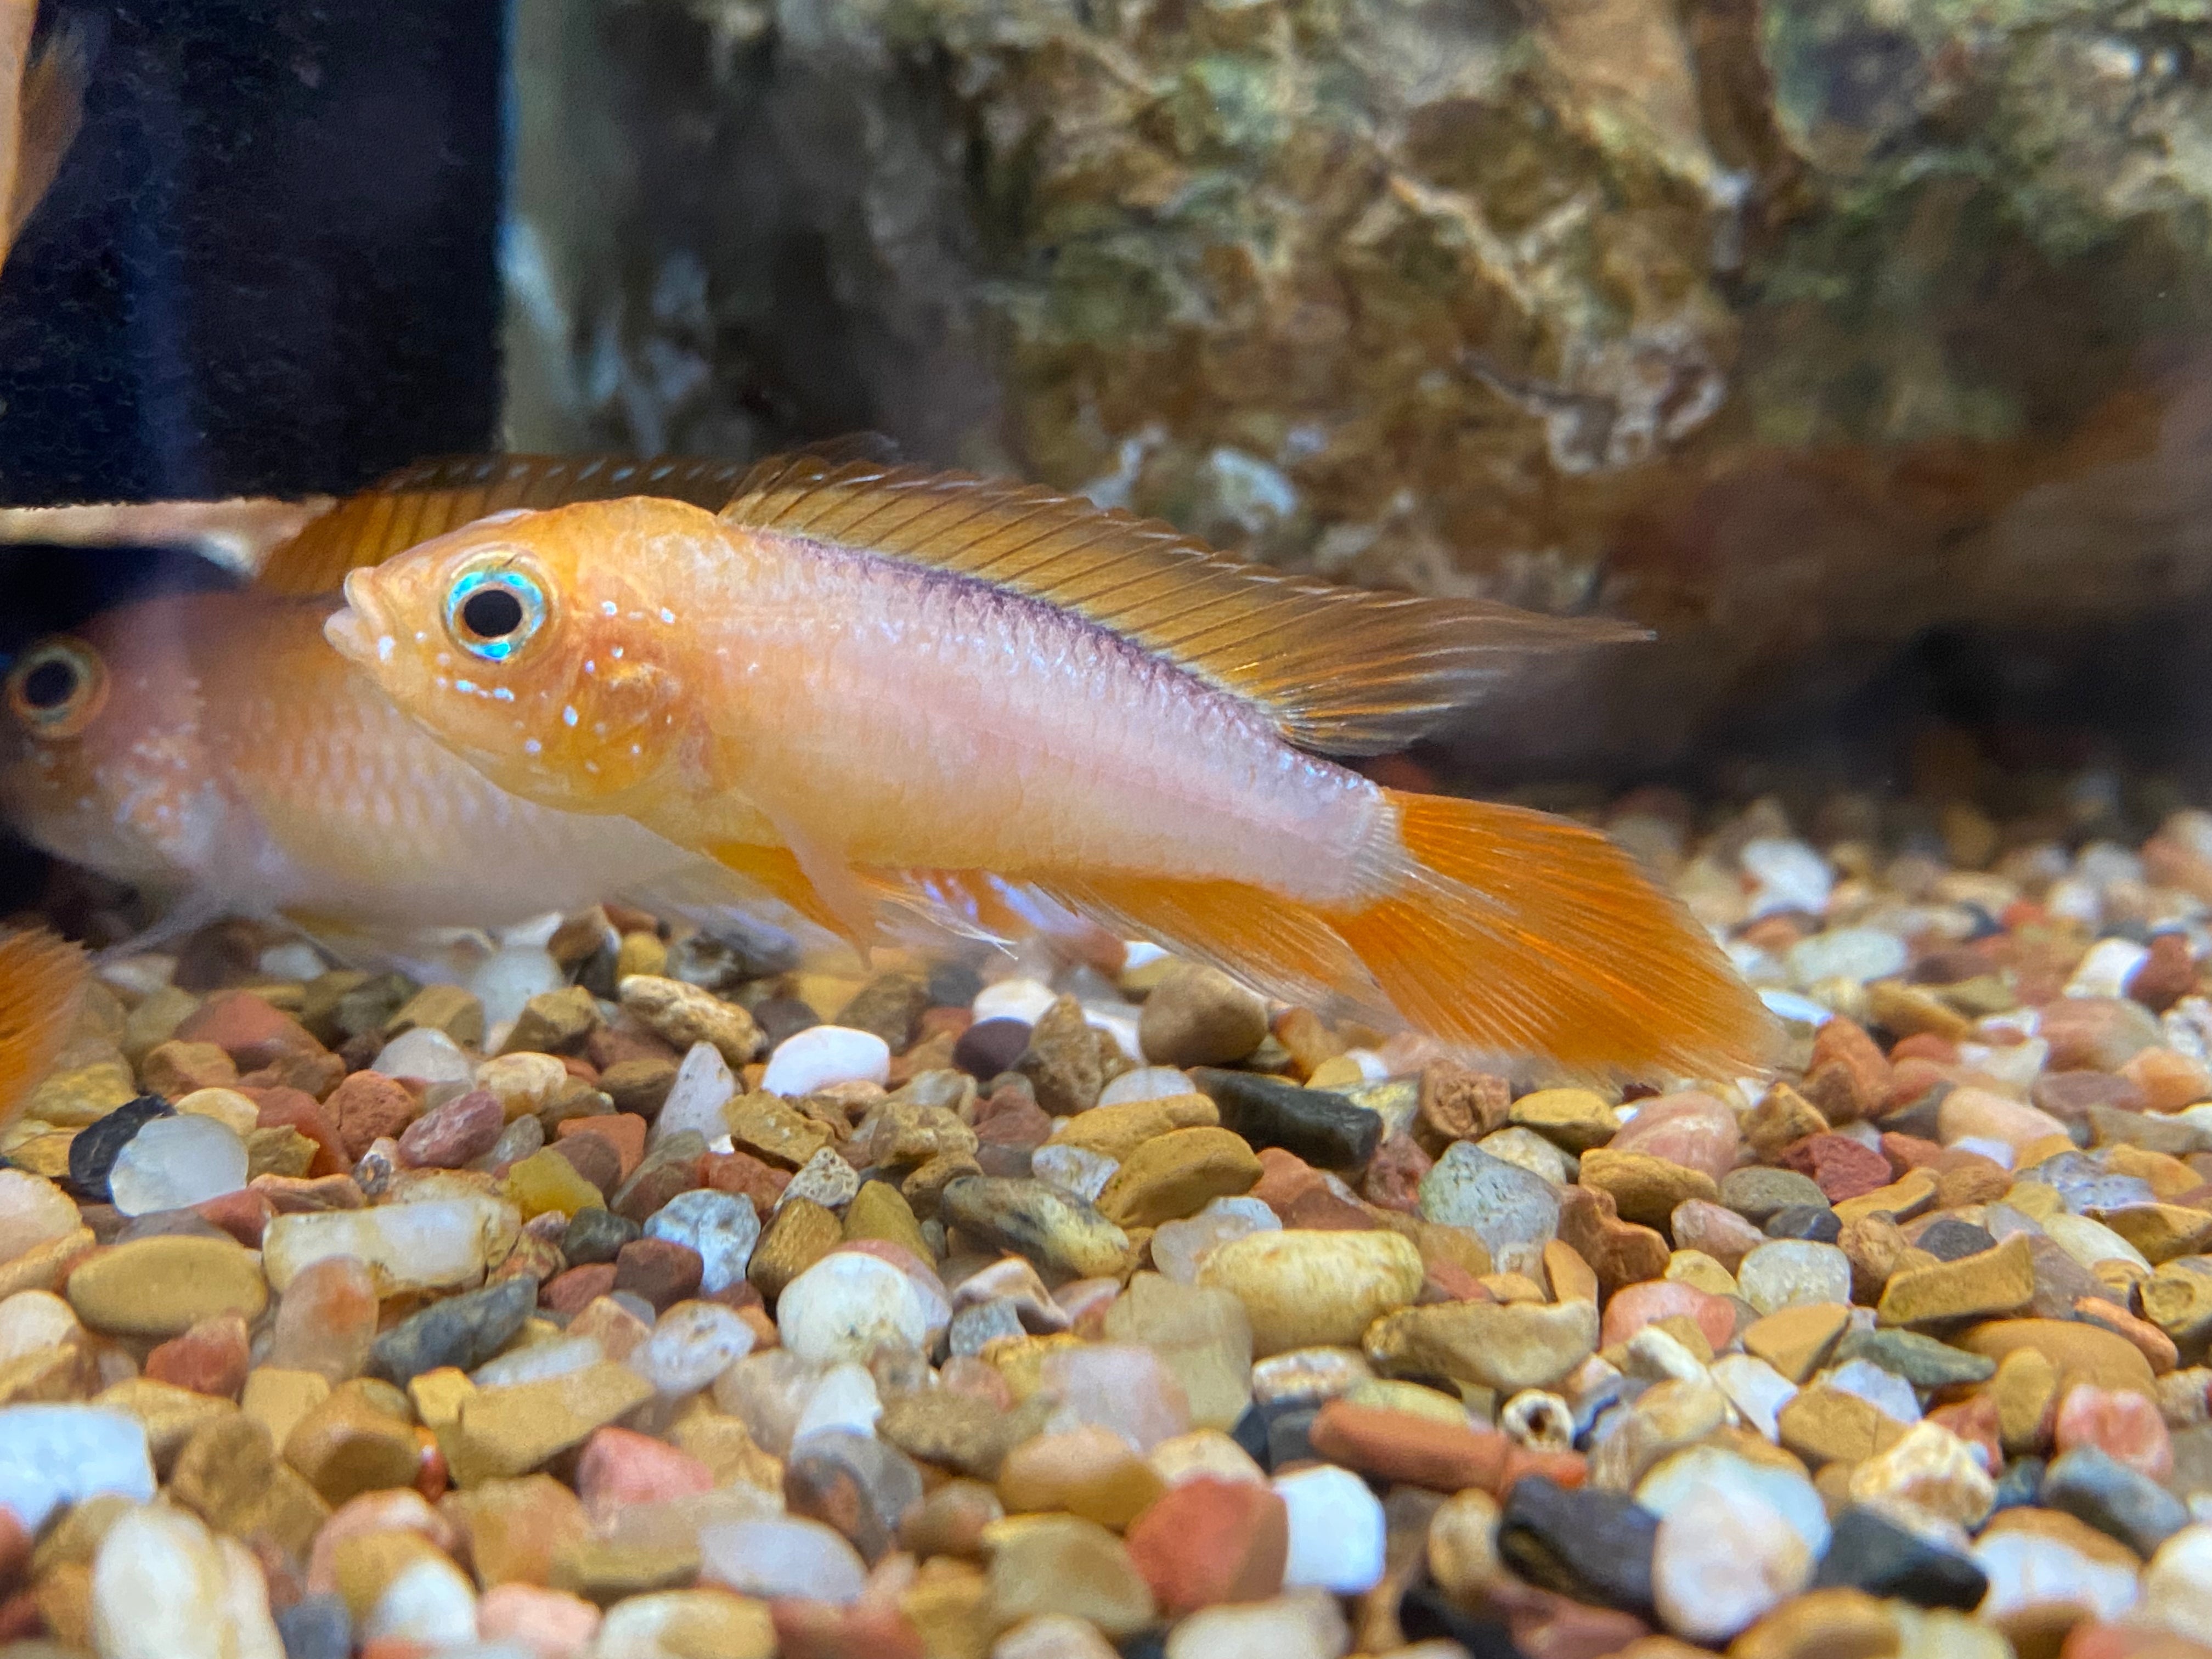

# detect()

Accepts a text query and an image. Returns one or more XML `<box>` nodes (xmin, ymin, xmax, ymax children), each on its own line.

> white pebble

<box><xmin>628</xmin><ymin>1301</ymin><xmax>757</xmax><ymax>1396</ymax></box>
<box><xmin>761</xmin><ymin>1025</ymin><xmax>890</xmax><ymax>1097</ymax></box>
<box><xmin>0</xmin><ymin>1404</ymin><xmax>155</xmax><ymax>1532</ymax></box>
<box><xmin>472</xmin><ymin>1335</ymin><xmax>601</xmax><ymax>1389</ymax></box>
<box><xmin>1786</xmin><ymin>927</ymin><xmax>1908</xmax><ymax>987</ymax></box>
<box><xmin>1653</xmin><ymin>1480</ymin><xmax>1812</xmax><ymax>1643</ymax></box>
<box><xmin>371</xmin><ymin>1026</ymin><xmax>474</xmax><ymax>1086</ymax></box>
<box><xmin>2043</xmin><ymin>1213</ymin><xmax>2151</xmax><ymax>1276</ymax></box>
<box><xmin>1735</xmin><ymin>1241</ymin><xmax>1853</xmax><ymax>1316</ymax></box>
<box><xmin>91</xmin><ymin>1503</ymin><xmax>284</xmax><ymax>1659</ymax></box>
<box><xmin>262</xmin><ymin>1196</ymin><xmax>516</xmax><ymax>1295</ymax></box>
<box><xmin>645</xmin><ymin>1190</ymin><xmax>761</xmax><ymax>1294</ymax></box>
<box><xmin>257</xmin><ymin>943</ymin><xmax>327</xmax><ymax>983</ymax></box>
<box><xmin>1951</xmin><ymin>1136</ymin><xmax>2016</xmax><ymax>1170</ymax></box>
<box><xmin>467</xmin><ymin>944</ymin><xmax>567</xmax><ymax>1032</ymax></box>
<box><xmin>1709</xmin><ymin>1355</ymin><xmax>1797</xmax><ymax>1441</ymax></box>
<box><xmin>1274</xmin><ymin>1464</ymin><xmax>1386</xmax><ymax>1594</ymax></box>
<box><xmin>1821</xmin><ymin>1358</ymin><xmax>1922</xmax><ymax>1424</ymax></box>
<box><xmin>0</xmin><ymin>1290</ymin><xmax>81</xmax><ymax>1361</ymax></box>
<box><xmin>777</xmin><ymin>1252</ymin><xmax>932</xmax><ymax>1365</ymax></box>
<box><xmin>1098</xmin><ymin>1067</ymin><xmax>1194</xmax><ymax>1106</ymax></box>
<box><xmin>1758</xmin><ymin>989</ymin><xmax>1836</xmax><ymax>1026</ymax></box>
<box><xmin>653</xmin><ymin>1041</ymin><xmax>739</xmax><ymax>1152</ymax></box>
<box><xmin>2067</xmin><ymin>937</ymin><xmax>2153</xmax><ymax>1000</ymax></box>
<box><xmin>1741</xmin><ymin>838</ymin><xmax>1833</xmax><ymax>917</ymax></box>
<box><xmin>362</xmin><ymin>1550</ymin><xmax>477</xmax><ymax>1646</ymax></box>
<box><xmin>792</xmin><ymin>1361</ymin><xmax>882</xmax><ymax>1444</ymax></box>
<box><xmin>1030</xmin><ymin>1143</ymin><xmax>1118</xmax><ymax>1202</ymax></box>
<box><xmin>1956</xmin><ymin>1036</ymin><xmax>2049</xmax><ymax>1090</ymax></box>
<box><xmin>1634</xmin><ymin>1444</ymin><xmax>1830</xmax><ymax>1558</ymax></box>
<box><xmin>1163</xmin><ymin>1590</ymin><xmax>1350</xmax><ymax>1659</ymax></box>
<box><xmin>1083</xmin><ymin>1008</ymin><xmax>1143</xmax><ymax>1064</ymax></box>
<box><xmin>2144</xmin><ymin>1523</ymin><xmax>2212</xmax><ymax>1643</ymax></box>
<box><xmin>108</xmin><ymin>1114</ymin><xmax>250</xmax><ymax>1217</ymax></box>
<box><xmin>973</xmin><ymin>977</ymin><xmax>1058</xmax><ymax>1026</ymax></box>
<box><xmin>699</xmin><ymin>1518</ymin><xmax>868</xmax><ymax>1604</ymax></box>
<box><xmin>1973</xmin><ymin>1527</ymin><xmax>2140</xmax><ymax>1623</ymax></box>
<box><xmin>1151</xmin><ymin>1197</ymin><xmax>1279</xmax><ymax>1283</ymax></box>
<box><xmin>0</xmin><ymin>1169</ymin><xmax>80</xmax><ymax>1266</ymax></box>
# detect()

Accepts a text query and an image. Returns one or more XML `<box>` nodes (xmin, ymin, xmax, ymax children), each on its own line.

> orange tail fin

<box><xmin>1323</xmin><ymin>790</ymin><xmax>1778</xmax><ymax>1079</ymax></box>
<box><xmin>0</xmin><ymin>926</ymin><xmax>88</xmax><ymax>1128</ymax></box>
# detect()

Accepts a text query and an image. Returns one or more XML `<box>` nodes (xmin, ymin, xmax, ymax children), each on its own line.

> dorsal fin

<box><xmin>720</xmin><ymin>454</ymin><xmax>1645</xmax><ymax>755</ymax></box>
<box><xmin>255</xmin><ymin>436</ymin><xmax>903</xmax><ymax>597</ymax></box>
<box><xmin>255</xmin><ymin>454</ymin><xmax>760</xmax><ymax>596</ymax></box>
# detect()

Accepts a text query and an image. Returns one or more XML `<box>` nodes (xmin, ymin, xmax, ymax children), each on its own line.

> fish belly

<box><xmin>211</xmin><ymin>603</ymin><xmax>698</xmax><ymax>927</ymax></box>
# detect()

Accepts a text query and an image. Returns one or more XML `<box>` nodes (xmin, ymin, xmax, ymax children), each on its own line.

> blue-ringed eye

<box><xmin>5</xmin><ymin>639</ymin><xmax>107</xmax><ymax>738</ymax></box>
<box><xmin>445</xmin><ymin>565</ymin><xmax>546</xmax><ymax>661</ymax></box>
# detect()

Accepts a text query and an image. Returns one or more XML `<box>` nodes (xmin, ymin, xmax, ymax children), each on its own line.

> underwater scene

<box><xmin>3</xmin><ymin>1</ymin><xmax>2212</xmax><ymax>1655</ymax></box>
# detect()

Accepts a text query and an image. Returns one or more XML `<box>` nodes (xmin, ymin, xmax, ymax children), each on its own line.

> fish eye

<box><xmin>445</xmin><ymin>562</ymin><xmax>548</xmax><ymax>662</ymax></box>
<box><xmin>4</xmin><ymin>640</ymin><xmax>108</xmax><ymax>738</ymax></box>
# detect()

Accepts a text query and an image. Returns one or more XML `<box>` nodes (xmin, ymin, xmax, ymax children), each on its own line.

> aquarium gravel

<box><xmin>9</xmin><ymin>788</ymin><xmax>2212</xmax><ymax>1659</ymax></box>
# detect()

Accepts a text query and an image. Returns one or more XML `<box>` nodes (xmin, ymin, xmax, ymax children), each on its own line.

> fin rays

<box><xmin>721</xmin><ymin>455</ymin><xmax>1643</xmax><ymax>755</ymax></box>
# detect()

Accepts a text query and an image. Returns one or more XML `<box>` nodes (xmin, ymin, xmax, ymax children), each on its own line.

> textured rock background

<box><xmin>503</xmin><ymin>0</ymin><xmax>2212</xmax><ymax>768</ymax></box>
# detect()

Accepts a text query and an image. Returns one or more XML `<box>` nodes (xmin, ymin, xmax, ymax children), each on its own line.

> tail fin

<box><xmin>0</xmin><ymin>926</ymin><xmax>88</xmax><ymax>1129</ymax></box>
<box><xmin>1323</xmin><ymin>790</ymin><xmax>1778</xmax><ymax>1080</ymax></box>
<box><xmin>4</xmin><ymin>5</ymin><xmax>88</xmax><ymax>268</ymax></box>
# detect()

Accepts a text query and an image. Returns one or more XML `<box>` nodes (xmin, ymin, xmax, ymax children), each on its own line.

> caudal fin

<box><xmin>1323</xmin><ymin>789</ymin><xmax>1778</xmax><ymax>1080</ymax></box>
<box><xmin>0</xmin><ymin>925</ymin><xmax>87</xmax><ymax>1128</ymax></box>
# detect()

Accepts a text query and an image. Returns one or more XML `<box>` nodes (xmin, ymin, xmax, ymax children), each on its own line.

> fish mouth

<box><xmin>325</xmin><ymin>573</ymin><xmax>388</xmax><ymax>668</ymax></box>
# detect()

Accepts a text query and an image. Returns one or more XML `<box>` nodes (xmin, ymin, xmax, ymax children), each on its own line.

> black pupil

<box><xmin>461</xmin><ymin>586</ymin><xmax>525</xmax><ymax>638</ymax></box>
<box><xmin>20</xmin><ymin>658</ymin><xmax>76</xmax><ymax>709</ymax></box>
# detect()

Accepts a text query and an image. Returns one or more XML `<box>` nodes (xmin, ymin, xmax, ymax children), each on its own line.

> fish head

<box><xmin>0</xmin><ymin>602</ymin><xmax>228</xmax><ymax>890</ymax></box>
<box><xmin>328</xmin><ymin>498</ymin><xmax>702</xmax><ymax>810</ymax></box>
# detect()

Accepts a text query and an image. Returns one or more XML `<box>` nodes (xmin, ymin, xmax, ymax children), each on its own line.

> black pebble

<box><xmin>1764</xmin><ymin>1203</ymin><xmax>1842</xmax><ymax>1243</ymax></box>
<box><xmin>953</xmin><ymin>1017</ymin><xmax>1034</xmax><ymax>1080</ymax></box>
<box><xmin>274</xmin><ymin>1594</ymin><xmax>351</xmax><ymax>1659</ymax></box>
<box><xmin>928</xmin><ymin>961</ymin><xmax>985</xmax><ymax>1010</ymax></box>
<box><xmin>1991</xmin><ymin>1454</ymin><xmax>2045</xmax><ymax>1512</ymax></box>
<box><xmin>562</xmin><ymin>1205</ymin><xmax>643</xmax><ymax>1266</ymax></box>
<box><xmin>1230</xmin><ymin>1400</ymin><xmax>1271</xmax><ymax>1471</ymax></box>
<box><xmin>1192</xmin><ymin>1068</ymin><xmax>1383</xmax><ymax>1169</ymax></box>
<box><xmin>1264</xmin><ymin>1404</ymin><xmax>1321</xmax><ymax>1470</ymax></box>
<box><xmin>752</xmin><ymin>995</ymin><xmax>823</xmax><ymax>1048</ymax></box>
<box><xmin>1498</xmin><ymin>1476</ymin><xmax>1659</xmax><ymax>1619</ymax></box>
<box><xmin>1397</xmin><ymin>1583</ymin><xmax>1525</xmax><ymax>1659</ymax></box>
<box><xmin>1812</xmin><ymin>1506</ymin><xmax>1988</xmax><ymax>1610</ymax></box>
<box><xmin>66</xmin><ymin>1095</ymin><xmax>174</xmax><ymax>1201</ymax></box>
<box><xmin>366</xmin><ymin>1275</ymin><xmax>539</xmax><ymax>1385</ymax></box>
<box><xmin>1115</xmin><ymin>1632</ymin><xmax>1169</xmax><ymax>1659</ymax></box>
<box><xmin>1914</xmin><ymin>1217</ymin><xmax>1998</xmax><ymax>1261</ymax></box>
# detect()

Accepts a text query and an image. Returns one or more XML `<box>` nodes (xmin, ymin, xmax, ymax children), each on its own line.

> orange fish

<box><xmin>0</xmin><ymin>455</ymin><xmax>791</xmax><ymax>946</ymax></box>
<box><xmin>0</xmin><ymin>924</ymin><xmax>84</xmax><ymax>1129</ymax></box>
<box><xmin>328</xmin><ymin>452</ymin><xmax>1777</xmax><ymax>1076</ymax></box>
<box><xmin>2</xmin><ymin>0</ymin><xmax>83</xmax><ymax>277</ymax></box>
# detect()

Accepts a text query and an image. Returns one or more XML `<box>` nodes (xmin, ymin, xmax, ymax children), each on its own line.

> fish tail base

<box><xmin>1322</xmin><ymin>789</ymin><xmax>1778</xmax><ymax>1080</ymax></box>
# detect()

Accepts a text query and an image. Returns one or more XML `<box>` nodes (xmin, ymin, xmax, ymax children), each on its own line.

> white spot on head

<box><xmin>601</xmin><ymin>601</ymin><xmax>617</xmax><ymax>617</ymax></box>
<box><xmin>659</xmin><ymin>608</ymin><xmax>676</xmax><ymax>624</ymax></box>
<box><xmin>376</xmin><ymin>635</ymin><xmax>394</xmax><ymax>662</ymax></box>
<box><xmin>583</xmin><ymin>659</ymin><xmax>595</xmax><ymax>676</ymax></box>
<box><xmin>562</xmin><ymin>706</ymin><xmax>578</xmax><ymax>727</ymax></box>
<box><xmin>523</xmin><ymin>738</ymin><xmax>542</xmax><ymax>755</ymax></box>
<box><xmin>610</xmin><ymin>646</ymin><xmax>623</xmax><ymax>658</ymax></box>
<box><xmin>493</xmin><ymin>686</ymin><xmax>514</xmax><ymax>702</ymax></box>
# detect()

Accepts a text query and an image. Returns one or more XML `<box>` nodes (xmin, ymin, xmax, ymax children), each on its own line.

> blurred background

<box><xmin>3</xmin><ymin>0</ymin><xmax>2211</xmax><ymax>822</ymax></box>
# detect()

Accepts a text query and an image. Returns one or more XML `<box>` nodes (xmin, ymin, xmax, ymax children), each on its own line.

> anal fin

<box><xmin>1037</xmin><ymin>870</ymin><xmax>1393</xmax><ymax>1028</ymax></box>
